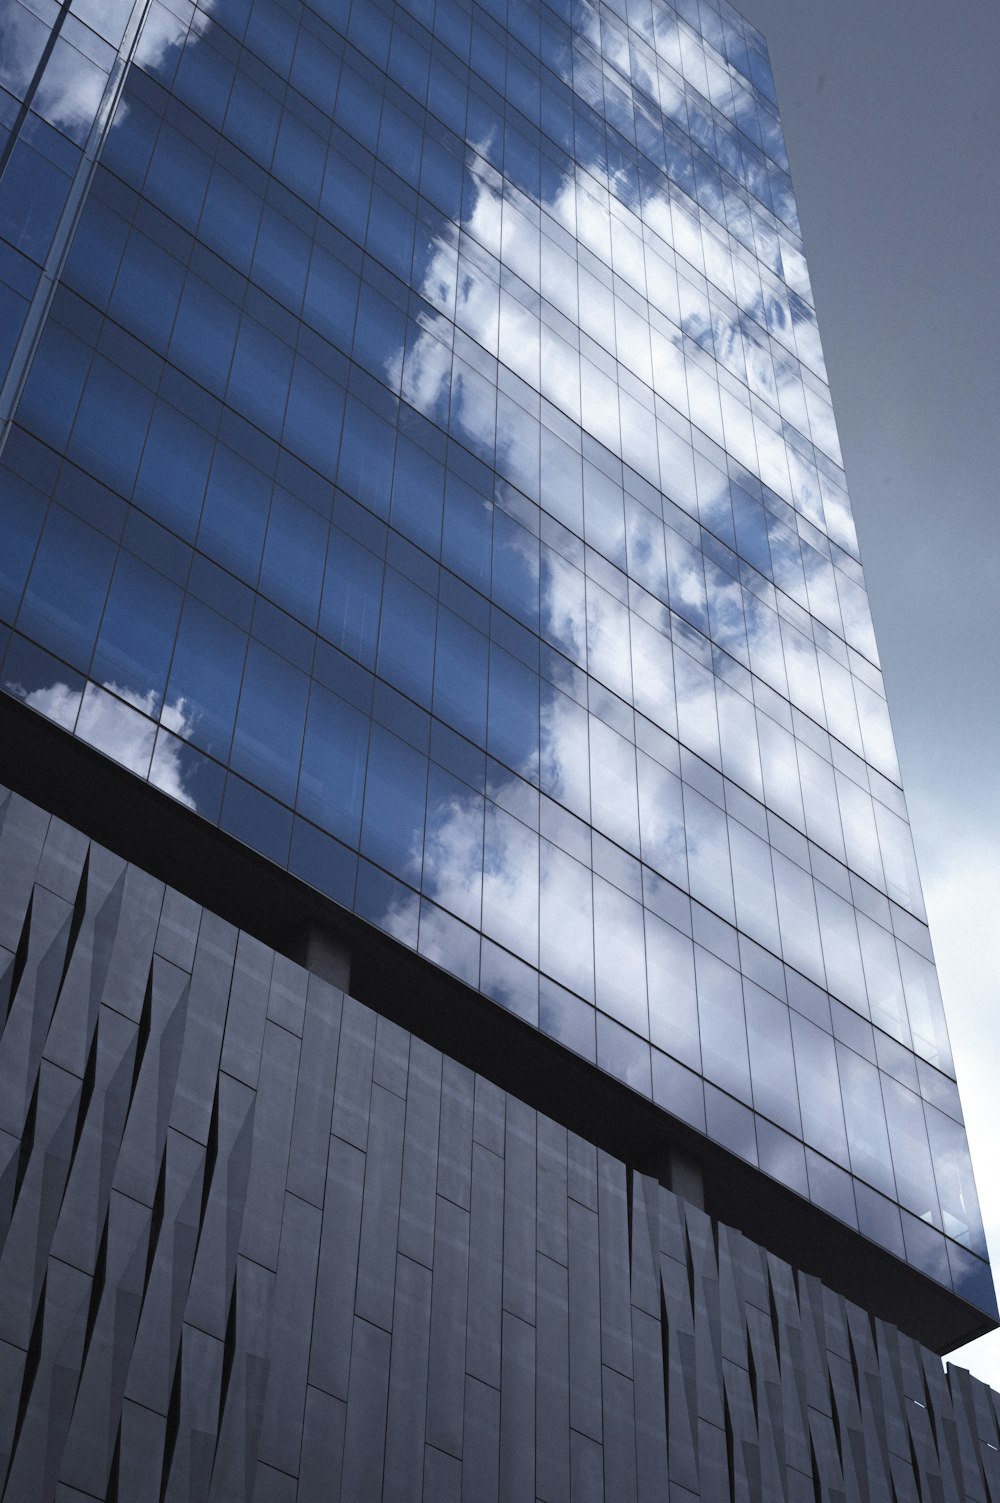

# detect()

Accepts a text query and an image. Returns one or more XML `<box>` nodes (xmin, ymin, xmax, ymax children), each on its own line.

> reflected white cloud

<box><xmin>0</xmin><ymin>0</ymin><xmax>216</xmax><ymax>145</ymax></box>
<box><xmin>376</xmin><ymin>99</ymin><xmax>924</xmax><ymax>1018</ymax></box>
<box><xmin>134</xmin><ymin>0</ymin><xmax>214</xmax><ymax>73</ymax></box>
<box><xmin>10</xmin><ymin>676</ymin><xmax>197</xmax><ymax>809</ymax></box>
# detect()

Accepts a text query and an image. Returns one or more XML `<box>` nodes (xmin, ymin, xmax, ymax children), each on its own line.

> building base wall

<box><xmin>1</xmin><ymin>786</ymin><xmax>998</xmax><ymax>1502</ymax></box>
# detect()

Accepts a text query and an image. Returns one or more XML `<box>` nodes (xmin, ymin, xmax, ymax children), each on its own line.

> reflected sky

<box><xmin>9</xmin><ymin>672</ymin><xmax>196</xmax><ymax>808</ymax></box>
<box><xmin>0</xmin><ymin>0</ymin><xmax>987</xmax><ymax>1295</ymax></box>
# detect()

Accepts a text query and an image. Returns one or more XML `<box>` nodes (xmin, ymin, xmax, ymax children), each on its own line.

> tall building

<box><xmin>0</xmin><ymin>0</ymin><xmax>996</xmax><ymax>1496</ymax></box>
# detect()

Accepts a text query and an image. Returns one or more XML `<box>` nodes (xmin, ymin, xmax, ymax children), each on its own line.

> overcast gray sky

<box><xmin>743</xmin><ymin>0</ymin><xmax>1000</xmax><ymax>1377</ymax></box>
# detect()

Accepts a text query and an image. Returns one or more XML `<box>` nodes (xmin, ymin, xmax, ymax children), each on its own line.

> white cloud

<box><xmin>9</xmin><ymin>676</ymin><xmax>197</xmax><ymax>810</ymax></box>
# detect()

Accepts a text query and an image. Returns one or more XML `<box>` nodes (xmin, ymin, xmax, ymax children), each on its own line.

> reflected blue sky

<box><xmin>0</xmin><ymin>0</ymin><xmax>991</xmax><ymax>1309</ymax></box>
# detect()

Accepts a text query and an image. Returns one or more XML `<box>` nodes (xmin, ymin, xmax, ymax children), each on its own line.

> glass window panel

<box><xmin>854</xmin><ymin>1180</ymin><xmax>905</xmax><ymax>1260</ymax></box>
<box><xmin>110</xmin><ymin>231</ymin><xmax>184</xmax><ymax>351</ymax></box>
<box><xmin>227</xmin><ymin>317</ymin><xmax>293</xmax><ymax>440</ymax></box>
<box><xmin>488</xmin><ymin>643</ymin><xmax>539</xmax><ymax>778</ymax></box>
<box><xmin>756</xmin><ymin>713</ymin><xmax>804</xmax><ymax>829</ymax></box>
<box><xmin>623</xmin><ymin>496</ymin><xmax>667</xmax><ymax>600</ymax></box>
<box><xmin>768</xmin><ymin>846</ymin><xmax>822</xmax><ymax>979</ymax></box>
<box><xmin>854</xmin><ymin>679</ymin><xmax>900</xmax><ymax>784</ymax></box>
<box><xmin>588</xmin><ymin>716</ymin><xmax>639</xmax><ymax>855</ymax></box>
<box><xmin>259</xmin><ymin>486</ymin><xmax>328</xmax><ymax>629</ymax></box>
<box><xmin>320</xmin><ymin>529</ymin><xmax>383</xmax><ymax>669</ymax></box>
<box><xmin>705</xmin><ymin>1086</ymin><xmax>758</xmax><ymax>1167</ymax></box>
<box><xmin>835</xmin><ymin>773</ymin><xmax>883</xmax><ymax>891</ymax></box>
<box><xmin>630</xmin><ymin>614</ymin><xmax>677</xmax><ymax>739</ymax></box>
<box><xmin>797</xmin><ymin>740</ymin><xmax>845</xmax><ymax>863</ymax></box>
<box><xmin>896</xmin><ymin>941</ymin><xmax>953</xmax><ymax>1073</ymax></box>
<box><xmin>432</xmin><ymin>607</ymin><xmax>488</xmax><ymax>746</ymax></box>
<box><xmin>586</xmin><ymin>577</ymin><xmax>632</xmax><ymax>701</ymax></box>
<box><xmin>805</xmin><ymin>1149</ymin><xmax>858</xmax><ymax>1229</ymax></box>
<box><xmin>716</xmin><ymin>680</ymin><xmax>762</xmax><ymax>801</ymax></box>
<box><xmin>645</xmin><ymin>912</ymin><xmax>700</xmax><ymax>1071</ymax></box>
<box><xmin>704</xmin><ymin>558</ymin><xmax>748</xmax><ymax>663</ymax></box>
<box><xmin>900</xmin><ymin>1213</ymin><xmax>951</xmax><ymax>1288</ymax></box>
<box><xmin>664</xmin><ymin>528</ymin><xmax>708</xmax><ymax>635</ymax></box>
<box><xmin>71</xmin><ymin>356</ymin><xmax>156</xmax><ymax>499</ymax></box>
<box><xmin>481</xmin><ymin>937</ymin><xmax>538</xmax><ymax>1024</ymax></box>
<box><xmin>442</xmin><ymin>468</ymin><xmax>492</xmax><ymax>593</ymax></box>
<box><xmin>683</xmin><ymin>783</ymin><xmax>734</xmax><ymax>923</ymax></box>
<box><xmin>418</xmin><ymin>900</ymin><xmax>480</xmax><ymax>989</ymax></box>
<box><xmin>376</xmin><ymin>569</ymin><xmax>436</xmax><ymax>705</ymax></box>
<box><xmin>872</xmin><ymin>800</ymin><xmax>923</xmax><ymax>917</ymax></box>
<box><xmin>0</xmin><ymin>139</ymin><xmax>70</xmax><ymax>265</ymax></box>
<box><xmin>744</xmin><ymin>594</ymin><xmax>787</xmax><ymax>699</ymax></box>
<box><xmin>231</xmin><ymin>640</ymin><xmax>308</xmax><ymax>805</ymax></box>
<box><xmin>0</xmin><ymin>471</ymin><xmax>47</xmax><ymax>624</ymax></box>
<box><xmin>540</xmin><ymin>322</ymin><xmax>581</xmax><ymax>428</ymax></box>
<box><xmin>856</xmin><ymin>912</ymin><xmax>909</xmax><ymax>1047</ymax></box>
<box><xmin>391</xmin><ymin>432</ymin><xmax>446</xmax><ymax>557</ymax></box>
<box><xmin>695</xmin><ymin>946</ymin><xmax>750</xmax><ymax>1103</ymax></box>
<box><xmin>198</xmin><ymin>165</ymin><xmax>259</xmax><ymax>272</ymax></box>
<box><xmin>729</xmin><ymin>819</ymin><xmax>780</xmax><ymax>956</ymax></box>
<box><xmin>836</xmin><ymin>1044</ymin><xmax>895</xmax><ymax>1200</ymax></box>
<box><xmin>358</xmin><ymin>808</ymin><xmax>424</xmax><ymax>919</ymax></box>
<box><xmin>780</xmin><ymin>619</ymin><xmax>826</xmax><ymax>725</ymax></box>
<box><xmin>18</xmin><ymin>505</ymin><xmax>115</xmax><ymax>672</ymax></box>
<box><xmin>925</xmin><ymin>1106</ymin><xmax>987</xmax><ymax>1256</ymax></box>
<box><xmin>790</xmin><ymin>1012</ymin><xmax>848</xmax><ymax>1164</ymax></box>
<box><xmin>583</xmin><ymin>461</ymin><xmax>626</xmax><ymax>569</ymax></box>
<box><xmin>282</xmin><ymin>355</ymin><xmax>346</xmax><ymax>480</ymax></box>
<box><xmin>947</xmin><ymin>1244</ymin><xmax>995</xmax><ymax>1313</ymax></box>
<box><xmin>297</xmin><ymin>681</ymin><xmax>369</xmax><ymax>846</ymax></box>
<box><xmin>539</xmin><ymin>975</ymin><xmax>597</xmax><ymax>1063</ymax></box>
<box><xmin>352</xmin><ymin>282</ymin><xmax>407</xmax><ymax>389</ymax></box>
<box><xmin>540</xmin><ymin>425</ymin><xmax>583</xmax><ymax>535</ymax></box>
<box><xmin>539</xmin><ymin>838</ymin><xmax>594</xmax><ymax>1002</ymax></box>
<box><xmin>596</xmin><ymin>1013</ymin><xmax>652</xmax><ymax>1098</ymax></box>
<box><xmin>169</xmin><ymin>273</ymin><xmax>241</xmax><ymax>393</ymax></box>
<box><xmin>361</xmin><ymin>726</ymin><xmax>427</xmax><ymax>881</ymax></box>
<box><xmin>540</xmin><ymin>546</ymin><xmax>587</xmax><ymax>666</ymax></box>
<box><xmin>422</xmin><ymin>763</ymin><xmax>483</xmax><ymax>928</ymax></box>
<box><xmin>149</xmin><ymin>726</ymin><xmax>225</xmax><ymax>819</ymax></box>
<box><xmin>539</xmin><ymin>683</ymin><xmax>590</xmax><ymax>822</ymax></box>
<box><xmin>674</xmin><ymin>646</ymin><xmax>720</xmax><ymax>766</ymax></box>
<box><xmin>304</xmin><ymin>245</ymin><xmax>360</xmax><ymax>354</ymax></box>
<box><xmin>881</xmin><ymin>1075</ymin><xmax>939</xmax><ymax>1226</ymax></box>
<box><xmin>337</xmin><ymin>397</ymin><xmax>395</xmax><ymax>519</ymax></box>
<box><xmin>756</xmin><ymin>1119</ymin><xmax>809</xmax><ymax>1197</ymax></box>
<box><xmin>814</xmin><ymin>883</ymin><xmax>868</xmax><ymax>1016</ymax></box>
<box><xmin>493</xmin><ymin>508</ymin><xmax>540</xmax><ymax>631</ymax></box>
<box><xmin>197</xmin><ymin>447</ymin><xmax>270</xmax><ymax>587</ymax></box>
<box><xmin>593</xmin><ymin>876</ymin><xmax>648</xmax><ymax>1036</ymax></box>
<box><xmin>818</xmin><ymin>651</ymin><xmax>863</xmax><ymax>756</ymax></box>
<box><xmin>636</xmin><ymin>751</ymin><xmax>687</xmax><ymax>887</ymax></box>
<box><xmin>164</xmin><ymin>596</ymin><xmax>248</xmax><ymax>760</ymax></box>
<box><xmin>17</xmin><ymin>320</ymin><xmax>91</xmax><ymax>453</ymax></box>
<box><xmin>92</xmin><ymin>552</ymin><xmax>182</xmax><ymax>710</ymax></box>
<box><xmin>481</xmin><ymin>803</ymin><xmax>538</xmax><ymax>964</ymax></box>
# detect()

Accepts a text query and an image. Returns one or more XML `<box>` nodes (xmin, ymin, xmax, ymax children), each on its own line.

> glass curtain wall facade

<box><xmin>0</xmin><ymin>0</ymin><xmax>994</xmax><ymax>1334</ymax></box>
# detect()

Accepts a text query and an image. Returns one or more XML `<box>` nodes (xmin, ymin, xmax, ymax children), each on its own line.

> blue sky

<box><xmin>747</xmin><ymin>0</ymin><xmax>1000</xmax><ymax>1376</ymax></box>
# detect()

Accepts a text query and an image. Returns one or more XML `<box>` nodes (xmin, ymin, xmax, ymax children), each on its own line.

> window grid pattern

<box><xmin>0</xmin><ymin>0</ymin><xmax>989</xmax><ymax>1304</ymax></box>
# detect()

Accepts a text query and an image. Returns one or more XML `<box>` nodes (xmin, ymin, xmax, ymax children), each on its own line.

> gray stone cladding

<box><xmin>0</xmin><ymin>784</ymin><xmax>998</xmax><ymax>1502</ymax></box>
